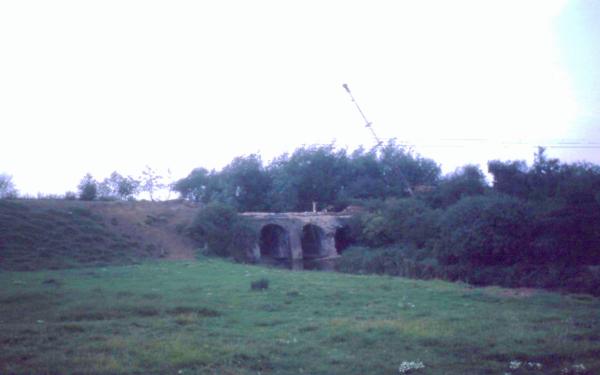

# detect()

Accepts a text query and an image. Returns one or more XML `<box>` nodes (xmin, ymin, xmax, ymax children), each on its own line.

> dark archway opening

<box><xmin>301</xmin><ymin>224</ymin><xmax>325</xmax><ymax>259</ymax></box>
<box><xmin>334</xmin><ymin>225</ymin><xmax>354</xmax><ymax>254</ymax></box>
<box><xmin>259</xmin><ymin>224</ymin><xmax>291</xmax><ymax>259</ymax></box>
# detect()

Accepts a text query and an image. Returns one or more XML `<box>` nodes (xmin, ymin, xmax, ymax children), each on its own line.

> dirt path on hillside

<box><xmin>90</xmin><ymin>200</ymin><xmax>200</xmax><ymax>260</ymax></box>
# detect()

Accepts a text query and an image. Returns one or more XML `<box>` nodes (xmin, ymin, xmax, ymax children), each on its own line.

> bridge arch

<box><xmin>301</xmin><ymin>224</ymin><xmax>327</xmax><ymax>258</ymax></box>
<box><xmin>334</xmin><ymin>225</ymin><xmax>353</xmax><ymax>254</ymax></box>
<box><xmin>259</xmin><ymin>224</ymin><xmax>291</xmax><ymax>259</ymax></box>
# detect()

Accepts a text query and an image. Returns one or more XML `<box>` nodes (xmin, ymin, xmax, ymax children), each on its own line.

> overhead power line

<box><xmin>389</xmin><ymin>138</ymin><xmax>600</xmax><ymax>150</ymax></box>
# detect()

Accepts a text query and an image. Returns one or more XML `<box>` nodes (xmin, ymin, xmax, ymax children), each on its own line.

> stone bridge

<box><xmin>241</xmin><ymin>212</ymin><xmax>353</xmax><ymax>262</ymax></box>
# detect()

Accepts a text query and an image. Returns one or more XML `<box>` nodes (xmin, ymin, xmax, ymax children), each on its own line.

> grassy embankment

<box><xmin>1</xmin><ymin>257</ymin><xmax>599</xmax><ymax>375</ymax></box>
<box><xmin>0</xmin><ymin>199</ymin><xmax>196</xmax><ymax>271</ymax></box>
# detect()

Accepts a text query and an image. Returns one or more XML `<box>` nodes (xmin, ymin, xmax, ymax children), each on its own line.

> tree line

<box><xmin>176</xmin><ymin>143</ymin><xmax>600</xmax><ymax>295</ymax></box>
<box><xmin>173</xmin><ymin>140</ymin><xmax>440</xmax><ymax>212</ymax></box>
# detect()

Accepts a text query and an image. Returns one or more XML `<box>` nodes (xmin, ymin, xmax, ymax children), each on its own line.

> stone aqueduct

<box><xmin>241</xmin><ymin>212</ymin><xmax>353</xmax><ymax>262</ymax></box>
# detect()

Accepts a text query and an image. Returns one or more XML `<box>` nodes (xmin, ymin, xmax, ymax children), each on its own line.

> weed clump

<box><xmin>251</xmin><ymin>278</ymin><xmax>269</xmax><ymax>291</ymax></box>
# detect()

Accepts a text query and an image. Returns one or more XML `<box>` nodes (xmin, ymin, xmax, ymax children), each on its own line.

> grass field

<box><xmin>1</xmin><ymin>258</ymin><xmax>599</xmax><ymax>375</ymax></box>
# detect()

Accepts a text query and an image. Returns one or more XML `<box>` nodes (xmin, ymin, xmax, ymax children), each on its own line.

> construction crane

<box><xmin>342</xmin><ymin>83</ymin><xmax>383</xmax><ymax>148</ymax></box>
<box><xmin>342</xmin><ymin>83</ymin><xmax>414</xmax><ymax>196</ymax></box>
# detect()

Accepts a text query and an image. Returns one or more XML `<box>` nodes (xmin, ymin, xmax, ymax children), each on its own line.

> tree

<box><xmin>0</xmin><ymin>173</ymin><xmax>17</xmax><ymax>199</ymax></box>
<box><xmin>428</xmin><ymin>165</ymin><xmax>488</xmax><ymax>208</ymax></box>
<box><xmin>269</xmin><ymin>144</ymin><xmax>350</xmax><ymax>211</ymax></box>
<box><xmin>78</xmin><ymin>173</ymin><xmax>98</xmax><ymax>201</ymax></box>
<box><xmin>139</xmin><ymin>166</ymin><xmax>165</xmax><ymax>201</ymax></box>
<box><xmin>378</xmin><ymin>140</ymin><xmax>441</xmax><ymax>197</ymax></box>
<box><xmin>220</xmin><ymin>154</ymin><xmax>272</xmax><ymax>211</ymax></box>
<box><xmin>173</xmin><ymin>167</ymin><xmax>223</xmax><ymax>203</ymax></box>
<box><xmin>487</xmin><ymin>159</ymin><xmax>530</xmax><ymax>198</ymax></box>
<box><xmin>343</xmin><ymin>147</ymin><xmax>388</xmax><ymax>200</ymax></box>
<box><xmin>97</xmin><ymin>172</ymin><xmax>140</xmax><ymax>200</ymax></box>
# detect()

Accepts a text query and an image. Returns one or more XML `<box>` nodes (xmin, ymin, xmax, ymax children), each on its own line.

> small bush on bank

<box><xmin>188</xmin><ymin>203</ymin><xmax>256</xmax><ymax>261</ymax></box>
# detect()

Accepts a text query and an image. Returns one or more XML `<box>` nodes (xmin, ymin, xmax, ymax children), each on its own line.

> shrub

<box><xmin>78</xmin><ymin>174</ymin><xmax>98</xmax><ymax>201</ymax></box>
<box><xmin>531</xmin><ymin>201</ymin><xmax>600</xmax><ymax>265</ymax></box>
<box><xmin>435</xmin><ymin>194</ymin><xmax>534</xmax><ymax>267</ymax></box>
<box><xmin>360</xmin><ymin>198</ymin><xmax>440</xmax><ymax>248</ymax></box>
<box><xmin>188</xmin><ymin>203</ymin><xmax>257</xmax><ymax>261</ymax></box>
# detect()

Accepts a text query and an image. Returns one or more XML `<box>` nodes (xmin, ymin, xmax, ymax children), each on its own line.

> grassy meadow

<box><xmin>1</xmin><ymin>258</ymin><xmax>599</xmax><ymax>375</ymax></box>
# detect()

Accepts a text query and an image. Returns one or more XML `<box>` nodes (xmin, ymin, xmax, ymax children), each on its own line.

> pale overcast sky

<box><xmin>1</xmin><ymin>1</ymin><xmax>599</xmax><ymax>196</ymax></box>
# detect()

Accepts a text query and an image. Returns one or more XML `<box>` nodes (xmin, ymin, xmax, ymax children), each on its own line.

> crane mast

<box><xmin>342</xmin><ymin>83</ymin><xmax>382</xmax><ymax>148</ymax></box>
<box><xmin>342</xmin><ymin>83</ymin><xmax>414</xmax><ymax>196</ymax></box>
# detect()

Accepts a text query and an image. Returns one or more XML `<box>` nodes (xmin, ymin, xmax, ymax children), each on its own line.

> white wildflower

<box><xmin>572</xmin><ymin>364</ymin><xmax>586</xmax><ymax>373</ymax></box>
<box><xmin>562</xmin><ymin>364</ymin><xmax>587</xmax><ymax>374</ymax></box>
<box><xmin>560</xmin><ymin>363</ymin><xmax>587</xmax><ymax>374</ymax></box>
<box><xmin>509</xmin><ymin>360</ymin><xmax>522</xmax><ymax>370</ymax></box>
<box><xmin>527</xmin><ymin>361</ymin><xmax>542</xmax><ymax>369</ymax></box>
<box><xmin>398</xmin><ymin>361</ymin><xmax>425</xmax><ymax>373</ymax></box>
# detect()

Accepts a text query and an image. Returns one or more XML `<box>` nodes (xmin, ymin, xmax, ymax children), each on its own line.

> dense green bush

<box><xmin>435</xmin><ymin>194</ymin><xmax>534</xmax><ymax>267</ymax></box>
<box><xmin>425</xmin><ymin>165</ymin><xmax>488</xmax><ymax>208</ymax></box>
<box><xmin>531</xmin><ymin>202</ymin><xmax>600</xmax><ymax>265</ymax></box>
<box><xmin>359</xmin><ymin>198</ymin><xmax>440</xmax><ymax>248</ymax></box>
<box><xmin>188</xmin><ymin>203</ymin><xmax>256</xmax><ymax>261</ymax></box>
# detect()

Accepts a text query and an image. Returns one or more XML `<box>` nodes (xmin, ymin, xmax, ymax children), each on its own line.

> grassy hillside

<box><xmin>1</xmin><ymin>258</ymin><xmax>599</xmax><ymax>374</ymax></box>
<box><xmin>0</xmin><ymin>199</ymin><xmax>197</xmax><ymax>271</ymax></box>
